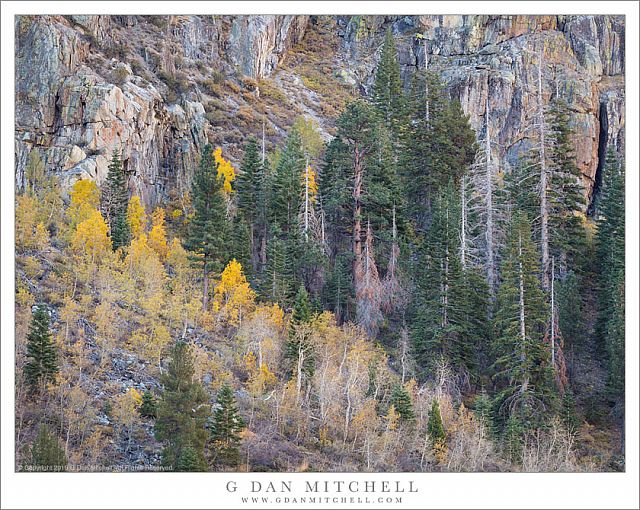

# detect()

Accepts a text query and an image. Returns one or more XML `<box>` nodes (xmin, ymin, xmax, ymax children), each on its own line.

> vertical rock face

<box><xmin>14</xmin><ymin>15</ymin><xmax>309</xmax><ymax>202</ymax></box>
<box><xmin>335</xmin><ymin>15</ymin><xmax>625</xmax><ymax>203</ymax></box>
<box><xmin>14</xmin><ymin>15</ymin><xmax>623</xmax><ymax>206</ymax></box>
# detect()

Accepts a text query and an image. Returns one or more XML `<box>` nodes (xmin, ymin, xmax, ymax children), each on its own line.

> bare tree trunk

<box><xmin>551</xmin><ymin>256</ymin><xmax>556</xmax><ymax>367</ymax></box>
<box><xmin>537</xmin><ymin>49</ymin><xmax>550</xmax><ymax>290</ymax></box>
<box><xmin>424</xmin><ymin>39</ymin><xmax>430</xmax><ymax>123</ymax></box>
<box><xmin>484</xmin><ymin>98</ymin><xmax>496</xmax><ymax>297</ymax></box>
<box><xmin>202</xmin><ymin>265</ymin><xmax>209</xmax><ymax>310</ymax></box>
<box><xmin>353</xmin><ymin>145</ymin><xmax>364</xmax><ymax>284</ymax></box>
<box><xmin>460</xmin><ymin>176</ymin><xmax>467</xmax><ymax>270</ymax></box>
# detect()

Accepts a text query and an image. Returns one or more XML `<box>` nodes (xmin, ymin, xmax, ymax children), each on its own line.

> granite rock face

<box><xmin>15</xmin><ymin>15</ymin><xmax>624</xmax><ymax>208</ymax></box>
<box><xmin>15</xmin><ymin>15</ymin><xmax>308</xmax><ymax>202</ymax></box>
<box><xmin>335</xmin><ymin>15</ymin><xmax>625</xmax><ymax>205</ymax></box>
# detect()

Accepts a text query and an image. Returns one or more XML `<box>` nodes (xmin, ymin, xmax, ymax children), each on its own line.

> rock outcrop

<box><xmin>15</xmin><ymin>15</ymin><xmax>624</xmax><ymax>208</ymax></box>
<box><xmin>15</xmin><ymin>15</ymin><xmax>308</xmax><ymax>202</ymax></box>
<box><xmin>335</xmin><ymin>15</ymin><xmax>625</xmax><ymax>205</ymax></box>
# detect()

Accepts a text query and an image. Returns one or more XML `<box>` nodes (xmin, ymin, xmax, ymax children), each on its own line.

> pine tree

<box><xmin>401</xmin><ymin>71</ymin><xmax>476</xmax><ymax>231</ymax></box>
<box><xmin>155</xmin><ymin>341</ymin><xmax>209</xmax><ymax>471</ymax></box>
<box><xmin>176</xmin><ymin>443</ymin><xmax>204</xmax><ymax>471</ymax></box>
<box><xmin>285</xmin><ymin>285</ymin><xmax>315</xmax><ymax>381</ymax></box>
<box><xmin>492</xmin><ymin>212</ymin><xmax>555</xmax><ymax>424</ymax></box>
<box><xmin>411</xmin><ymin>182</ymin><xmax>485</xmax><ymax>378</ymax></box>
<box><xmin>237</xmin><ymin>137</ymin><xmax>267</xmax><ymax>274</ymax></box>
<box><xmin>28</xmin><ymin>423</ymin><xmax>67</xmax><ymax>472</ymax></box>
<box><xmin>23</xmin><ymin>304</ymin><xmax>58</xmax><ymax>391</ymax></box>
<box><xmin>595</xmin><ymin>150</ymin><xmax>625</xmax><ymax>397</ymax></box>
<box><xmin>321</xmin><ymin>100</ymin><xmax>400</xmax><ymax>321</ymax></box>
<box><xmin>210</xmin><ymin>383</ymin><xmax>245</xmax><ymax>467</ymax></box>
<box><xmin>184</xmin><ymin>145</ymin><xmax>229</xmax><ymax>309</ymax></box>
<box><xmin>503</xmin><ymin>412</ymin><xmax>524</xmax><ymax>463</ymax></box>
<box><xmin>390</xmin><ymin>384</ymin><xmax>414</xmax><ymax>421</ymax></box>
<box><xmin>372</xmin><ymin>27</ymin><xmax>404</xmax><ymax>133</ymax></box>
<box><xmin>556</xmin><ymin>270</ymin><xmax>585</xmax><ymax>348</ymax></box>
<box><xmin>473</xmin><ymin>391</ymin><xmax>495</xmax><ymax>436</ymax></box>
<box><xmin>560</xmin><ymin>388</ymin><xmax>580</xmax><ymax>434</ymax></box>
<box><xmin>139</xmin><ymin>390</ymin><xmax>157</xmax><ymax>418</ymax></box>
<box><xmin>101</xmin><ymin>151</ymin><xmax>130</xmax><ymax>249</ymax></box>
<box><xmin>547</xmin><ymin>98</ymin><xmax>587</xmax><ymax>272</ymax></box>
<box><xmin>427</xmin><ymin>399</ymin><xmax>446</xmax><ymax>445</ymax></box>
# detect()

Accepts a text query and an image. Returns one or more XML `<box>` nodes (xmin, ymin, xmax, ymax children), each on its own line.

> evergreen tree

<box><xmin>285</xmin><ymin>285</ymin><xmax>315</xmax><ymax>380</ymax></box>
<box><xmin>390</xmin><ymin>384</ymin><xmax>414</xmax><ymax>421</ymax></box>
<box><xmin>427</xmin><ymin>399</ymin><xmax>446</xmax><ymax>445</ymax></box>
<box><xmin>184</xmin><ymin>145</ymin><xmax>229</xmax><ymax>309</ymax></box>
<box><xmin>560</xmin><ymin>388</ymin><xmax>580</xmax><ymax>434</ymax></box>
<box><xmin>155</xmin><ymin>341</ymin><xmax>209</xmax><ymax>471</ymax></box>
<box><xmin>547</xmin><ymin>98</ymin><xmax>587</xmax><ymax>272</ymax></box>
<box><xmin>101</xmin><ymin>151</ymin><xmax>130</xmax><ymax>249</ymax></box>
<box><xmin>237</xmin><ymin>137</ymin><xmax>267</xmax><ymax>274</ymax></box>
<box><xmin>269</xmin><ymin>129</ymin><xmax>306</xmax><ymax>236</ymax></box>
<box><xmin>401</xmin><ymin>71</ymin><xmax>476</xmax><ymax>231</ymax></box>
<box><xmin>492</xmin><ymin>212</ymin><xmax>555</xmax><ymax>425</ymax></box>
<box><xmin>474</xmin><ymin>391</ymin><xmax>495</xmax><ymax>435</ymax></box>
<box><xmin>266</xmin><ymin>129</ymin><xmax>307</xmax><ymax>304</ymax></box>
<box><xmin>139</xmin><ymin>390</ymin><xmax>157</xmax><ymax>419</ymax></box>
<box><xmin>210</xmin><ymin>383</ymin><xmax>245</xmax><ymax>467</ymax></box>
<box><xmin>320</xmin><ymin>100</ymin><xmax>400</xmax><ymax>321</ymax></box>
<box><xmin>176</xmin><ymin>443</ymin><xmax>204</xmax><ymax>471</ymax></box>
<box><xmin>556</xmin><ymin>271</ymin><xmax>585</xmax><ymax>348</ymax></box>
<box><xmin>595</xmin><ymin>150</ymin><xmax>624</xmax><ymax>397</ymax></box>
<box><xmin>372</xmin><ymin>27</ymin><xmax>404</xmax><ymax>133</ymax></box>
<box><xmin>28</xmin><ymin>423</ymin><xmax>67</xmax><ymax>472</ymax></box>
<box><xmin>23</xmin><ymin>304</ymin><xmax>58</xmax><ymax>391</ymax></box>
<box><xmin>503</xmin><ymin>412</ymin><xmax>524</xmax><ymax>463</ymax></box>
<box><xmin>411</xmin><ymin>182</ymin><xmax>486</xmax><ymax>378</ymax></box>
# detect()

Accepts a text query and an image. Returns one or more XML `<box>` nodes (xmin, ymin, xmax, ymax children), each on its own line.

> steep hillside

<box><xmin>16</xmin><ymin>15</ymin><xmax>624</xmax><ymax>209</ymax></box>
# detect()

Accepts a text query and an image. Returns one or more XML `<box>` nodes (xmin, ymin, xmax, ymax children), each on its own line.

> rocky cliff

<box><xmin>15</xmin><ymin>15</ymin><xmax>624</xmax><ymax>208</ymax></box>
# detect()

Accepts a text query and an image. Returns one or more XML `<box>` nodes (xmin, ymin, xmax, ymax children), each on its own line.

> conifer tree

<box><xmin>373</xmin><ymin>27</ymin><xmax>404</xmax><ymax>132</ymax></box>
<box><xmin>237</xmin><ymin>137</ymin><xmax>267</xmax><ymax>273</ymax></box>
<box><xmin>412</xmin><ymin>182</ymin><xmax>485</xmax><ymax>378</ymax></box>
<box><xmin>28</xmin><ymin>423</ymin><xmax>67</xmax><ymax>472</ymax></box>
<box><xmin>155</xmin><ymin>341</ymin><xmax>209</xmax><ymax>471</ymax></box>
<box><xmin>595</xmin><ymin>150</ymin><xmax>625</xmax><ymax>397</ymax></box>
<box><xmin>401</xmin><ymin>72</ymin><xmax>476</xmax><ymax>230</ymax></box>
<box><xmin>390</xmin><ymin>384</ymin><xmax>414</xmax><ymax>422</ymax></box>
<box><xmin>139</xmin><ymin>390</ymin><xmax>157</xmax><ymax>419</ymax></box>
<box><xmin>285</xmin><ymin>285</ymin><xmax>315</xmax><ymax>381</ymax></box>
<box><xmin>101</xmin><ymin>151</ymin><xmax>130</xmax><ymax>249</ymax></box>
<box><xmin>24</xmin><ymin>304</ymin><xmax>58</xmax><ymax>391</ymax></box>
<box><xmin>547</xmin><ymin>98</ymin><xmax>587</xmax><ymax>272</ymax></box>
<box><xmin>210</xmin><ymin>383</ymin><xmax>245</xmax><ymax>467</ymax></box>
<box><xmin>176</xmin><ymin>443</ymin><xmax>203</xmax><ymax>472</ymax></box>
<box><xmin>427</xmin><ymin>399</ymin><xmax>445</xmax><ymax>445</ymax></box>
<box><xmin>492</xmin><ymin>212</ymin><xmax>555</xmax><ymax>424</ymax></box>
<box><xmin>321</xmin><ymin>100</ymin><xmax>400</xmax><ymax>320</ymax></box>
<box><xmin>556</xmin><ymin>271</ymin><xmax>585</xmax><ymax>347</ymax></box>
<box><xmin>474</xmin><ymin>391</ymin><xmax>495</xmax><ymax>435</ymax></box>
<box><xmin>184</xmin><ymin>145</ymin><xmax>229</xmax><ymax>309</ymax></box>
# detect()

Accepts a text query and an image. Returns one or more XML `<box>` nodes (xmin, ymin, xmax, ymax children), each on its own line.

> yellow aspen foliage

<box><xmin>252</xmin><ymin>363</ymin><xmax>278</xmax><ymax>395</ymax></box>
<box><xmin>302</xmin><ymin>165</ymin><xmax>318</xmax><ymax>204</ymax></box>
<box><xmin>126</xmin><ymin>195</ymin><xmax>147</xmax><ymax>239</ymax></box>
<box><xmin>167</xmin><ymin>237</ymin><xmax>188</xmax><ymax>267</ymax></box>
<box><xmin>67</xmin><ymin>179</ymin><xmax>100</xmax><ymax>228</ymax></box>
<box><xmin>213</xmin><ymin>147</ymin><xmax>236</xmax><ymax>193</ymax></box>
<box><xmin>71</xmin><ymin>209</ymin><xmax>112</xmax><ymax>261</ymax></box>
<box><xmin>213</xmin><ymin>258</ymin><xmax>255</xmax><ymax>325</ymax></box>
<box><xmin>384</xmin><ymin>404</ymin><xmax>400</xmax><ymax>432</ymax></box>
<box><xmin>16</xmin><ymin>195</ymin><xmax>50</xmax><ymax>251</ymax></box>
<box><xmin>111</xmin><ymin>388</ymin><xmax>142</xmax><ymax>432</ymax></box>
<box><xmin>148</xmin><ymin>207</ymin><xmax>169</xmax><ymax>259</ymax></box>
